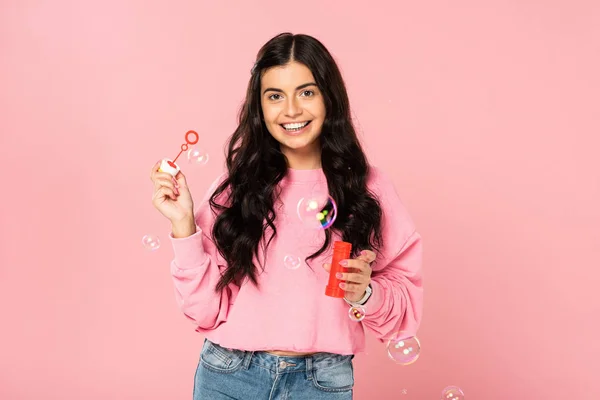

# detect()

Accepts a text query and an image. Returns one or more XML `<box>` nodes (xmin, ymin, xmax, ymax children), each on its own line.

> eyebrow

<box><xmin>262</xmin><ymin>82</ymin><xmax>317</xmax><ymax>95</ymax></box>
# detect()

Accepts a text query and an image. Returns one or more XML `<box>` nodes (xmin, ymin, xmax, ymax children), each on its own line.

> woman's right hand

<box><xmin>150</xmin><ymin>160</ymin><xmax>195</xmax><ymax>225</ymax></box>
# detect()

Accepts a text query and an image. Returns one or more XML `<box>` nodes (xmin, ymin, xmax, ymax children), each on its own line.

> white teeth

<box><xmin>283</xmin><ymin>121</ymin><xmax>309</xmax><ymax>130</ymax></box>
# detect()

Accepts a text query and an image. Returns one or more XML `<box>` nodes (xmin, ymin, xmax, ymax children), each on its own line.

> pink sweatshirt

<box><xmin>169</xmin><ymin>167</ymin><xmax>423</xmax><ymax>355</ymax></box>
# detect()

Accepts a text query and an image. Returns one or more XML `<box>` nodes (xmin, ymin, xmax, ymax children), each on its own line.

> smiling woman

<box><xmin>261</xmin><ymin>70</ymin><xmax>325</xmax><ymax>166</ymax></box>
<box><xmin>150</xmin><ymin>32</ymin><xmax>423</xmax><ymax>400</ymax></box>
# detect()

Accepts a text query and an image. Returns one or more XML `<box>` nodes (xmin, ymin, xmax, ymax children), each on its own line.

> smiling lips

<box><xmin>280</xmin><ymin>121</ymin><xmax>312</xmax><ymax>135</ymax></box>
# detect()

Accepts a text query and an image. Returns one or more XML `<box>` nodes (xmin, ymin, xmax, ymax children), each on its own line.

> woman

<box><xmin>150</xmin><ymin>32</ymin><xmax>423</xmax><ymax>400</ymax></box>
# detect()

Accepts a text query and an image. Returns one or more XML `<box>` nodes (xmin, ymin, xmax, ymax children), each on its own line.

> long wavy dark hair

<box><xmin>210</xmin><ymin>32</ymin><xmax>383</xmax><ymax>292</ymax></box>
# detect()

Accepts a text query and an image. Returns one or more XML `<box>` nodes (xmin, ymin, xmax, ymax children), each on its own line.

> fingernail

<box><xmin>339</xmin><ymin>282</ymin><xmax>346</xmax><ymax>289</ymax></box>
<box><xmin>339</xmin><ymin>260</ymin><xmax>348</xmax><ymax>266</ymax></box>
<box><xmin>361</xmin><ymin>250</ymin><xmax>368</xmax><ymax>256</ymax></box>
<box><xmin>336</xmin><ymin>272</ymin><xmax>343</xmax><ymax>279</ymax></box>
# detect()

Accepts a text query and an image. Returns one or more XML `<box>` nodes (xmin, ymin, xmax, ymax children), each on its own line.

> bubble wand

<box><xmin>158</xmin><ymin>130</ymin><xmax>199</xmax><ymax>177</ymax></box>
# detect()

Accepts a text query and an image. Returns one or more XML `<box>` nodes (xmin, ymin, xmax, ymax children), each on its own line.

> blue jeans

<box><xmin>193</xmin><ymin>339</ymin><xmax>354</xmax><ymax>399</ymax></box>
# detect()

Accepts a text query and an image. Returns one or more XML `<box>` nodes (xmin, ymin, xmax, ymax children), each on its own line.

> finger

<box><xmin>154</xmin><ymin>186</ymin><xmax>177</xmax><ymax>201</ymax></box>
<box><xmin>341</xmin><ymin>259</ymin><xmax>372</xmax><ymax>275</ymax></box>
<box><xmin>322</xmin><ymin>263</ymin><xmax>331</xmax><ymax>273</ymax></box>
<box><xmin>156</xmin><ymin>186</ymin><xmax>177</xmax><ymax>201</ymax></box>
<box><xmin>152</xmin><ymin>171</ymin><xmax>177</xmax><ymax>183</ymax></box>
<box><xmin>154</xmin><ymin>181</ymin><xmax>179</xmax><ymax>198</ymax></box>
<box><xmin>339</xmin><ymin>281</ymin><xmax>365</xmax><ymax>293</ymax></box>
<box><xmin>174</xmin><ymin>171</ymin><xmax>188</xmax><ymax>187</ymax></box>
<box><xmin>355</xmin><ymin>253</ymin><xmax>369</xmax><ymax>263</ymax></box>
<box><xmin>335</xmin><ymin>271</ymin><xmax>370</xmax><ymax>284</ymax></box>
<box><xmin>150</xmin><ymin>160</ymin><xmax>166</xmax><ymax>180</ymax></box>
<box><xmin>357</xmin><ymin>249</ymin><xmax>377</xmax><ymax>264</ymax></box>
<box><xmin>150</xmin><ymin>160</ymin><xmax>161</xmax><ymax>176</ymax></box>
<box><xmin>154</xmin><ymin>177</ymin><xmax>178</xmax><ymax>193</ymax></box>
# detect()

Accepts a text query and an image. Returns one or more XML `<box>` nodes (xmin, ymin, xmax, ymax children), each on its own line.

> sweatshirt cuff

<box><xmin>365</xmin><ymin>279</ymin><xmax>385</xmax><ymax>317</ymax></box>
<box><xmin>169</xmin><ymin>227</ymin><xmax>208</xmax><ymax>269</ymax></box>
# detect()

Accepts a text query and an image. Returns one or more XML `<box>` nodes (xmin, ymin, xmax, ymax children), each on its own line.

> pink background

<box><xmin>1</xmin><ymin>1</ymin><xmax>599</xmax><ymax>399</ymax></box>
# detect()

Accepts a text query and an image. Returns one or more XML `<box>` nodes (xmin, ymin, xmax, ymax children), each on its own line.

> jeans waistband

<box><xmin>209</xmin><ymin>340</ymin><xmax>354</xmax><ymax>374</ymax></box>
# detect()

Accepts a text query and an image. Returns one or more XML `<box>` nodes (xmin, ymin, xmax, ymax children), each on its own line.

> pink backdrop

<box><xmin>1</xmin><ymin>1</ymin><xmax>599</xmax><ymax>399</ymax></box>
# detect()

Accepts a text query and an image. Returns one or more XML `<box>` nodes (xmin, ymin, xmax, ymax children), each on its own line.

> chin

<box><xmin>282</xmin><ymin>136</ymin><xmax>319</xmax><ymax>151</ymax></box>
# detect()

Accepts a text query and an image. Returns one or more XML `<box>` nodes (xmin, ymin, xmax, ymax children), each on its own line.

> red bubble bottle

<box><xmin>325</xmin><ymin>241</ymin><xmax>352</xmax><ymax>298</ymax></box>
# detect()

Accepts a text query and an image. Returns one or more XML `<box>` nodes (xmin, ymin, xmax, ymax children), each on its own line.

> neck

<box><xmin>282</xmin><ymin>143</ymin><xmax>322</xmax><ymax>170</ymax></box>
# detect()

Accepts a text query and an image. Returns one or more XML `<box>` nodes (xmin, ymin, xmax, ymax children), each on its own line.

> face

<box><xmin>260</xmin><ymin>61</ymin><xmax>326</xmax><ymax>162</ymax></box>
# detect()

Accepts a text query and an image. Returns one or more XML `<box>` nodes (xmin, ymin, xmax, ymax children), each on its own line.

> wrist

<box><xmin>171</xmin><ymin>215</ymin><xmax>196</xmax><ymax>238</ymax></box>
<box><xmin>345</xmin><ymin>291</ymin><xmax>366</xmax><ymax>303</ymax></box>
<box><xmin>344</xmin><ymin>284</ymin><xmax>372</xmax><ymax>306</ymax></box>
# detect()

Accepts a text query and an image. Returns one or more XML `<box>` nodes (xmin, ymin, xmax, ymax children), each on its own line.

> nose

<box><xmin>284</xmin><ymin>97</ymin><xmax>302</xmax><ymax>118</ymax></box>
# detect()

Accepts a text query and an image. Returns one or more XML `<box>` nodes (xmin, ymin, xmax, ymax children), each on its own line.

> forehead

<box><xmin>260</xmin><ymin>61</ymin><xmax>315</xmax><ymax>90</ymax></box>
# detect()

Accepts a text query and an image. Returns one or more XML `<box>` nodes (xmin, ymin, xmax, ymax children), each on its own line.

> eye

<box><xmin>300</xmin><ymin>90</ymin><xmax>314</xmax><ymax>97</ymax></box>
<box><xmin>268</xmin><ymin>93</ymin><xmax>283</xmax><ymax>101</ymax></box>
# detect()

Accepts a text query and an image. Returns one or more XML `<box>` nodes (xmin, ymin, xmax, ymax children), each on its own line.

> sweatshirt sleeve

<box><xmin>361</xmin><ymin>167</ymin><xmax>424</xmax><ymax>342</ymax></box>
<box><xmin>169</xmin><ymin>172</ymin><xmax>239</xmax><ymax>331</ymax></box>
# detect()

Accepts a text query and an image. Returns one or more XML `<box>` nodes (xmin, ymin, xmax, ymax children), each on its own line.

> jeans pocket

<box><xmin>310</xmin><ymin>356</ymin><xmax>355</xmax><ymax>392</ymax></box>
<box><xmin>200</xmin><ymin>340</ymin><xmax>246</xmax><ymax>374</ymax></box>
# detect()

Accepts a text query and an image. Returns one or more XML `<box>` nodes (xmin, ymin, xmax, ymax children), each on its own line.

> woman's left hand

<box><xmin>323</xmin><ymin>250</ymin><xmax>376</xmax><ymax>303</ymax></box>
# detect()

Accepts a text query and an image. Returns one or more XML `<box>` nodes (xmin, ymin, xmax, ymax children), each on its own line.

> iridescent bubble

<box><xmin>283</xmin><ymin>254</ymin><xmax>302</xmax><ymax>270</ymax></box>
<box><xmin>187</xmin><ymin>146</ymin><xmax>209</xmax><ymax>165</ymax></box>
<box><xmin>142</xmin><ymin>234</ymin><xmax>160</xmax><ymax>251</ymax></box>
<box><xmin>348</xmin><ymin>306</ymin><xmax>366</xmax><ymax>322</ymax></box>
<box><xmin>386</xmin><ymin>332</ymin><xmax>421</xmax><ymax>365</ymax></box>
<box><xmin>296</xmin><ymin>192</ymin><xmax>337</xmax><ymax>230</ymax></box>
<box><xmin>441</xmin><ymin>386</ymin><xmax>465</xmax><ymax>399</ymax></box>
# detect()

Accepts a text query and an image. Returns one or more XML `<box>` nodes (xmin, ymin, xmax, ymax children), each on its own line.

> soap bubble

<box><xmin>187</xmin><ymin>146</ymin><xmax>209</xmax><ymax>165</ymax></box>
<box><xmin>297</xmin><ymin>192</ymin><xmax>337</xmax><ymax>230</ymax></box>
<box><xmin>441</xmin><ymin>386</ymin><xmax>465</xmax><ymax>399</ymax></box>
<box><xmin>348</xmin><ymin>306</ymin><xmax>366</xmax><ymax>322</ymax></box>
<box><xmin>142</xmin><ymin>234</ymin><xmax>160</xmax><ymax>251</ymax></box>
<box><xmin>386</xmin><ymin>332</ymin><xmax>421</xmax><ymax>365</ymax></box>
<box><xmin>283</xmin><ymin>254</ymin><xmax>302</xmax><ymax>270</ymax></box>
